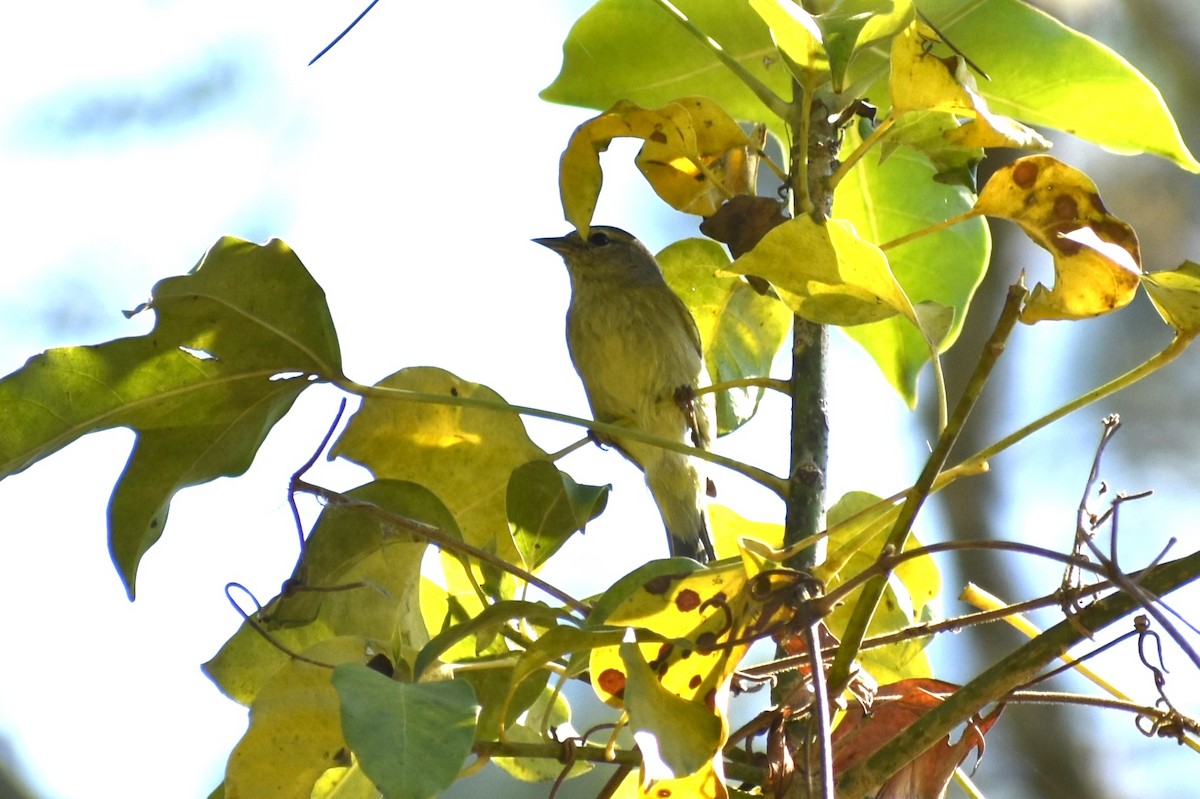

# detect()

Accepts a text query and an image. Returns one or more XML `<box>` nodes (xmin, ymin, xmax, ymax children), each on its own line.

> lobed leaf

<box><xmin>0</xmin><ymin>236</ymin><xmax>340</xmax><ymax>597</ymax></box>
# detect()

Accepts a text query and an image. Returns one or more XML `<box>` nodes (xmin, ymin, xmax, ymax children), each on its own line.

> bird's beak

<box><xmin>533</xmin><ymin>235</ymin><xmax>573</xmax><ymax>255</ymax></box>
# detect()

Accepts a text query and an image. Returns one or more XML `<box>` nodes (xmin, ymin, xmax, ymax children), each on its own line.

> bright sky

<box><xmin>0</xmin><ymin>2</ymin><xmax>1195</xmax><ymax>798</ymax></box>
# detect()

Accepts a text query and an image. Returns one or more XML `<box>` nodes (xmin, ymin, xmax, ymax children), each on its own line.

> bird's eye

<box><xmin>588</xmin><ymin>231</ymin><xmax>611</xmax><ymax>247</ymax></box>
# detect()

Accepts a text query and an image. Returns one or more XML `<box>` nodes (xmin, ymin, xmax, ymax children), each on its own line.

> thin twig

<box><xmin>334</xmin><ymin>377</ymin><xmax>788</xmax><ymax>496</ymax></box>
<box><xmin>308</xmin><ymin>0</ymin><xmax>381</xmax><ymax>65</ymax></box>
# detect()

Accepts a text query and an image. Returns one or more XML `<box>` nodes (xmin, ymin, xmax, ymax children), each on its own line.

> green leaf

<box><xmin>818</xmin><ymin>0</ymin><xmax>911</xmax><ymax>92</ymax></box>
<box><xmin>332</xmin><ymin>367</ymin><xmax>547</xmax><ymax>567</ymax></box>
<box><xmin>541</xmin><ymin>0</ymin><xmax>790</xmax><ymax>126</ymax></box>
<box><xmin>204</xmin><ymin>480</ymin><xmax>447</xmax><ymax>705</ymax></box>
<box><xmin>658</xmin><ymin>238</ymin><xmax>791</xmax><ymax>436</ymax></box>
<box><xmin>460</xmin><ymin>663</ymin><xmax>551</xmax><ymax>743</ymax></box>
<box><xmin>619</xmin><ymin>632</ymin><xmax>723</xmax><ymax>780</ymax></box>
<box><xmin>507</xmin><ymin>460</ymin><xmax>609</xmax><ymax>569</ymax></box>
<box><xmin>0</xmin><ymin>236</ymin><xmax>339</xmax><ymax>597</ymax></box>
<box><xmin>834</xmin><ymin>121</ymin><xmax>989</xmax><ymax>404</ymax></box>
<box><xmin>921</xmin><ymin>0</ymin><xmax>1200</xmax><ymax>171</ymax></box>
<box><xmin>332</xmin><ymin>666</ymin><xmax>479</xmax><ymax>799</ymax></box>
<box><xmin>225</xmin><ymin>636</ymin><xmax>367</xmax><ymax>799</ymax></box>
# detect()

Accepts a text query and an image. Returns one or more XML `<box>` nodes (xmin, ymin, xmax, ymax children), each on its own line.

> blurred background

<box><xmin>0</xmin><ymin>1</ymin><xmax>1197</xmax><ymax>797</ymax></box>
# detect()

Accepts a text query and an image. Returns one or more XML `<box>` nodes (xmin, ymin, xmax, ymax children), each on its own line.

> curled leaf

<box><xmin>559</xmin><ymin>97</ymin><xmax>752</xmax><ymax>233</ymax></box>
<box><xmin>975</xmin><ymin>155</ymin><xmax>1142</xmax><ymax>322</ymax></box>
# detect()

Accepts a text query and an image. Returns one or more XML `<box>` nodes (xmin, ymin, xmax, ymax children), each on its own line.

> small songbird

<box><xmin>535</xmin><ymin>226</ymin><xmax>714</xmax><ymax>561</ymax></box>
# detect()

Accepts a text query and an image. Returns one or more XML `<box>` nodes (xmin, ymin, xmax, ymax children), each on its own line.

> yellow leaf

<box><xmin>225</xmin><ymin>636</ymin><xmax>368</xmax><ymax>799</ymax></box>
<box><xmin>559</xmin><ymin>98</ymin><xmax>752</xmax><ymax>233</ymax></box>
<box><xmin>891</xmin><ymin>21</ymin><xmax>1049</xmax><ymax>152</ymax></box>
<box><xmin>709</xmin><ymin>503</ymin><xmax>783</xmax><ymax>558</ymax></box>
<box><xmin>1143</xmin><ymin>261</ymin><xmax>1200</xmax><ymax>336</ymax></box>
<box><xmin>332</xmin><ymin>367</ymin><xmax>545</xmax><ymax>566</ymax></box>
<box><xmin>974</xmin><ymin>155</ymin><xmax>1142</xmax><ymax>322</ymax></box>
<box><xmin>728</xmin><ymin>215</ymin><xmax>918</xmax><ymax>327</ymax></box>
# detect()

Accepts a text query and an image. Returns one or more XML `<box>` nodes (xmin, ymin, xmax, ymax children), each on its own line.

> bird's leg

<box><xmin>674</xmin><ymin>384</ymin><xmax>705</xmax><ymax>448</ymax></box>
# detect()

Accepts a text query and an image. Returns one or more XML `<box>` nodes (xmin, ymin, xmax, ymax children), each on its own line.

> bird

<box><xmin>535</xmin><ymin>226</ymin><xmax>714</xmax><ymax>561</ymax></box>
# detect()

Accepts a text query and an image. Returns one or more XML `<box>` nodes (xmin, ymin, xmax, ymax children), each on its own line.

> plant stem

<box><xmin>334</xmin><ymin>377</ymin><xmax>788</xmax><ymax>496</ymax></box>
<box><xmin>827</xmin><ymin>282</ymin><xmax>1027</xmax><ymax>690</ymax></box>
<box><xmin>879</xmin><ymin>208</ymin><xmax>983</xmax><ymax>251</ymax></box>
<box><xmin>827</xmin><ymin>114</ymin><xmax>895</xmax><ymax>189</ymax></box>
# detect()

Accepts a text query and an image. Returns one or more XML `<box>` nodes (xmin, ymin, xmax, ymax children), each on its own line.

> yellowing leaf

<box><xmin>975</xmin><ymin>155</ymin><xmax>1142</xmax><ymax>322</ymax></box>
<box><xmin>728</xmin><ymin>216</ymin><xmax>918</xmax><ymax>327</ymax></box>
<box><xmin>891</xmin><ymin>21</ymin><xmax>1049</xmax><ymax>152</ymax></box>
<box><xmin>709</xmin><ymin>503</ymin><xmax>784</xmax><ymax>559</ymax></box>
<box><xmin>817</xmin><ymin>492</ymin><xmax>939</xmax><ymax>682</ymax></box>
<box><xmin>1144</xmin><ymin>261</ymin><xmax>1200</xmax><ymax>336</ymax></box>
<box><xmin>559</xmin><ymin>98</ymin><xmax>751</xmax><ymax>233</ymax></box>
<box><xmin>332</xmin><ymin>367</ymin><xmax>546</xmax><ymax>566</ymax></box>
<box><xmin>225</xmin><ymin>636</ymin><xmax>368</xmax><ymax>799</ymax></box>
<box><xmin>587</xmin><ymin>556</ymin><xmax>789</xmax><ymax>799</ymax></box>
<box><xmin>748</xmin><ymin>0</ymin><xmax>827</xmax><ymax>82</ymax></box>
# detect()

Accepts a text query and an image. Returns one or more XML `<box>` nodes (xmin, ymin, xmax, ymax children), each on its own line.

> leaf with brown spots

<box><xmin>558</xmin><ymin>98</ymin><xmax>752</xmax><ymax>235</ymax></box>
<box><xmin>586</xmin><ymin>552</ymin><xmax>794</xmax><ymax>795</ymax></box>
<box><xmin>974</xmin><ymin>155</ymin><xmax>1142</xmax><ymax>322</ymax></box>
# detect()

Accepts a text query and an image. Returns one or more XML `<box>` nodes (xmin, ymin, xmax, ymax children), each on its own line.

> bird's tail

<box><xmin>645</xmin><ymin>452</ymin><xmax>714</xmax><ymax>561</ymax></box>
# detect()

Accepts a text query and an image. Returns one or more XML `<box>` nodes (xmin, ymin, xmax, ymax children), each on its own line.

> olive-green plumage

<box><xmin>536</xmin><ymin>226</ymin><xmax>713</xmax><ymax>561</ymax></box>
